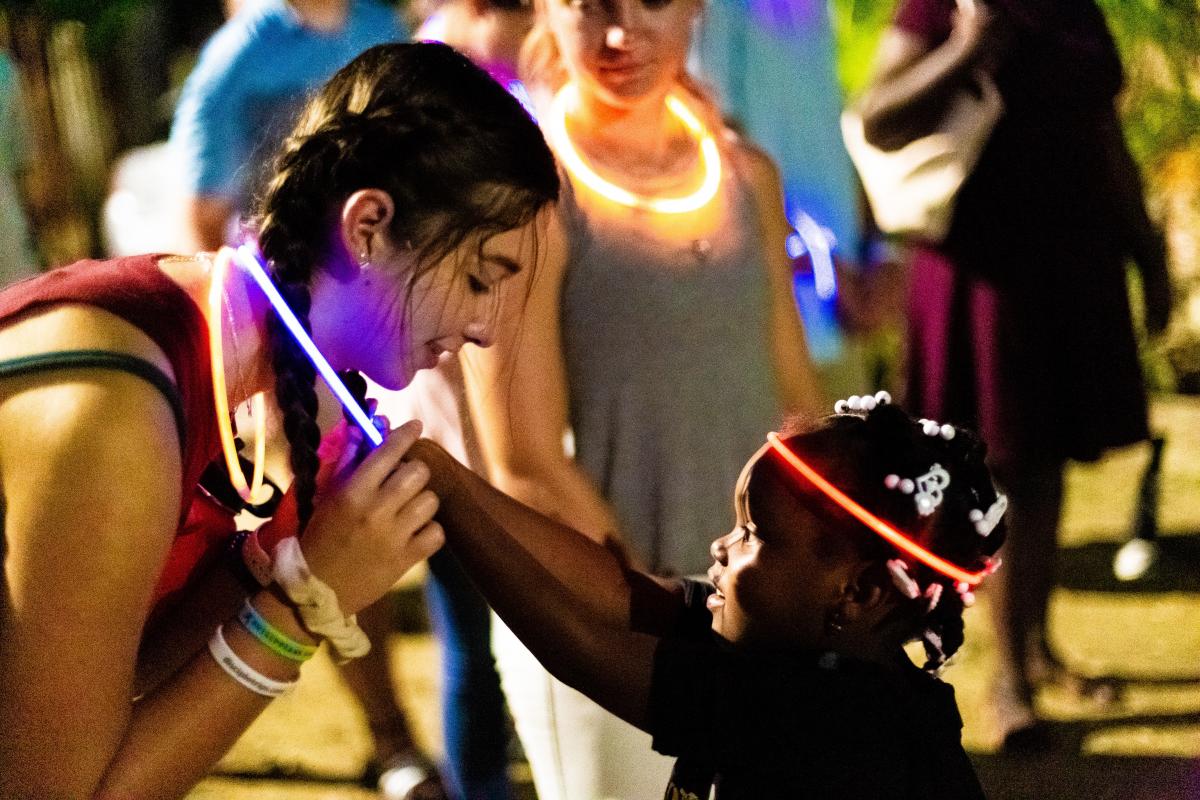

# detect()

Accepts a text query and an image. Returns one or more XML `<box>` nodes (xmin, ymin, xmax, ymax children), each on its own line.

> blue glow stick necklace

<box><xmin>232</xmin><ymin>243</ymin><xmax>385</xmax><ymax>449</ymax></box>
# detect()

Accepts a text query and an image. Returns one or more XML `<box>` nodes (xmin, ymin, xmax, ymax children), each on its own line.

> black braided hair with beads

<box><xmin>250</xmin><ymin>42</ymin><xmax>558</xmax><ymax>531</ymax></box>
<box><xmin>755</xmin><ymin>400</ymin><xmax>1007</xmax><ymax>673</ymax></box>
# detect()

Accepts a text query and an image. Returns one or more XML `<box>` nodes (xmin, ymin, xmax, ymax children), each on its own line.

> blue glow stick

<box><xmin>790</xmin><ymin>211</ymin><xmax>838</xmax><ymax>301</ymax></box>
<box><xmin>233</xmin><ymin>243</ymin><xmax>384</xmax><ymax>448</ymax></box>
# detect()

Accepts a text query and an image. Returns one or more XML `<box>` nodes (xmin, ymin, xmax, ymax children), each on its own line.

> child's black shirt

<box><xmin>646</xmin><ymin>579</ymin><xmax>987</xmax><ymax>800</ymax></box>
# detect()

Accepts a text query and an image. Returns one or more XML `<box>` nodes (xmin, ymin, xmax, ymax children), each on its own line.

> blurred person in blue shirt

<box><xmin>170</xmin><ymin>0</ymin><xmax>408</xmax><ymax>251</ymax></box>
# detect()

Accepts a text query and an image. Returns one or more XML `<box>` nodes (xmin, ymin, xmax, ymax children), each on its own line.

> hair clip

<box><xmin>887</xmin><ymin>559</ymin><xmax>921</xmax><ymax>599</ymax></box>
<box><xmin>885</xmin><ymin>463</ymin><xmax>950</xmax><ymax>516</ymax></box>
<box><xmin>833</xmin><ymin>390</ymin><xmax>891</xmax><ymax>415</ymax></box>
<box><xmin>918</xmin><ymin>418</ymin><xmax>956</xmax><ymax>441</ymax></box>
<box><xmin>968</xmin><ymin>493</ymin><xmax>1008</xmax><ymax>537</ymax></box>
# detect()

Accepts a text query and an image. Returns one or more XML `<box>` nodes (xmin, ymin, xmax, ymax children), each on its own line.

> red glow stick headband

<box><xmin>765</xmin><ymin>431</ymin><xmax>989</xmax><ymax>586</ymax></box>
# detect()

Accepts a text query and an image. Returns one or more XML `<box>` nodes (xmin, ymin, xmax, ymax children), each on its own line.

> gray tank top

<box><xmin>559</xmin><ymin>143</ymin><xmax>783</xmax><ymax>576</ymax></box>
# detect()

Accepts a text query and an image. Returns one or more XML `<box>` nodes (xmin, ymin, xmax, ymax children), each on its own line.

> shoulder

<box><xmin>0</xmin><ymin>343</ymin><xmax>184</xmax><ymax>527</ymax></box>
<box><xmin>723</xmin><ymin>132</ymin><xmax>785</xmax><ymax>205</ymax></box>
<box><xmin>179</xmin><ymin>2</ymin><xmax>285</xmax><ymax>97</ymax></box>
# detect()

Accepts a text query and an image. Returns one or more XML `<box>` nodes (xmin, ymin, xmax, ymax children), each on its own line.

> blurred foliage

<box><xmin>830</xmin><ymin>0</ymin><xmax>1200</xmax><ymax>171</ymax></box>
<box><xmin>2</xmin><ymin>0</ymin><xmax>146</xmax><ymax>55</ymax></box>
<box><xmin>830</xmin><ymin>0</ymin><xmax>896</xmax><ymax>99</ymax></box>
<box><xmin>1098</xmin><ymin>0</ymin><xmax>1200</xmax><ymax>169</ymax></box>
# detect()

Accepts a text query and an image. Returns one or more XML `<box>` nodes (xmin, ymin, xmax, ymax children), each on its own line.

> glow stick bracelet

<box><xmin>233</xmin><ymin>243</ymin><xmax>384</xmax><ymax>449</ymax></box>
<box><xmin>766</xmin><ymin>432</ymin><xmax>987</xmax><ymax>585</ymax></box>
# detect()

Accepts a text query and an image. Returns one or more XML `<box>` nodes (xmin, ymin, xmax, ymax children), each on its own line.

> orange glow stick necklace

<box><xmin>545</xmin><ymin>83</ymin><xmax>722</xmax><ymax>214</ymax></box>
<box><xmin>208</xmin><ymin>247</ymin><xmax>271</xmax><ymax>505</ymax></box>
<box><xmin>766</xmin><ymin>432</ymin><xmax>988</xmax><ymax>586</ymax></box>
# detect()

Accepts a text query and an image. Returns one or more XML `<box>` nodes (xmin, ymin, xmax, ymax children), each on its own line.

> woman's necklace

<box><xmin>207</xmin><ymin>247</ymin><xmax>271</xmax><ymax>505</ymax></box>
<box><xmin>545</xmin><ymin>82</ymin><xmax>722</xmax><ymax>216</ymax></box>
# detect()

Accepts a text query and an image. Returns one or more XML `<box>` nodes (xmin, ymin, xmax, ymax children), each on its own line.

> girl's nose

<box><xmin>710</xmin><ymin>532</ymin><xmax>731</xmax><ymax>565</ymax></box>
<box><xmin>464</xmin><ymin>319</ymin><xmax>494</xmax><ymax>349</ymax></box>
<box><xmin>466</xmin><ymin>287</ymin><xmax>502</xmax><ymax>347</ymax></box>
<box><xmin>605</xmin><ymin>25</ymin><xmax>627</xmax><ymax>49</ymax></box>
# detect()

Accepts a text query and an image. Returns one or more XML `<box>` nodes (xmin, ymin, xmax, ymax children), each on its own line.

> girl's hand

<box><xmin>299</xmin><ymin>419</ymin><xmax>444</xmax><ymax>615</ymax></box>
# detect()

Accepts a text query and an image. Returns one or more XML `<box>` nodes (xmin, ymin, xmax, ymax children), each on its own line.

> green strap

<box><xmin>0</xmin><ymin>350</ymin><xmax>186</xmax><ymax>447</ymax></box>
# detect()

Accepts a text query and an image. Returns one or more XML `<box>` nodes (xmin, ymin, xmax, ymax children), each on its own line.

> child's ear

<box><xmin>837</xmin><ymin>561</ymin><xmax>892</xmax><ymax>624</ymax></box>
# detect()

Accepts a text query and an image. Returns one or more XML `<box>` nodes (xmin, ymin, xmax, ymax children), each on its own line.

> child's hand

<box><xmin>298</xmin><ymin>419</ymin><xmax>444</xmax><ymax>615</ymax></box>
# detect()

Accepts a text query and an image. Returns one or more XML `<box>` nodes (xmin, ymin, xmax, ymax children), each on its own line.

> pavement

<box><xmin>190</xmin><ymin>395</ymin><xmax>1200</xmax><ymax>800</ymax></box>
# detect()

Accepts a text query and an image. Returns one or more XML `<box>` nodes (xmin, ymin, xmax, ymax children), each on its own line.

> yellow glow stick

<box><xmin>545</xmin><ymin>83</ymin><xmax>722</xmax><ymax>215</ymax></box>
<box><xmin>208</xmin><ymin>247</ymin><xmax>271</xmax><ymax>506</ymax></box>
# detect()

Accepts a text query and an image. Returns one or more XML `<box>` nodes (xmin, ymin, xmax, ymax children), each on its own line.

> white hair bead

<box><xmin>884</xmin><ymin>474</ymin><xmax>901</xmax><ymax>489</ymax></box>
<box><xmin>861</xmin><ymin>395</ymin><xmax>878</xmax><ymax>411</ymax></box>
<box><xmin>899</xmin><ymin>479</ymin><xmax>915</xmax><ymax>495</ymax></box>
<box><xmin>875</xmin><ymin>390</ymin><xmax>892</xmax><ymax>405</ymax></box>
<box><xmin>848</xmin><ymin>395</ymin><xmax>863</xmax><ymax>411</ymax></box>
<box><xmin>834</xmin><ymin>399</ymin><xmax>849</xmax><ymax>414</ymax></box>
<box><xmin>969</xmin><ymin>509</ymin><xmax>984</xmax><ymax>523</ymax></box>
<box><xmin>940</xmin><ymin>424</ymin><xmax>955</xmax><ymax>440</ymax></box>
<box><xmin>916</xmin><ymin>494</ymin><xmax>935</xmax><ymax>515</ymax></box>
<box><xmin>923</xmin><ymin>421</ymin><xmax>940</xmax><ymax>437</ymax></box>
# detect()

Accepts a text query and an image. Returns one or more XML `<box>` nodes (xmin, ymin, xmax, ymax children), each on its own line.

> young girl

<box><xmin>413</xmin><ymin>393</ymin><xmax>1004</xmax><ymax>798</ymax></box>
<box><xmin>0</xmin><ymin>42</ymin><xmax>558</xmax><ymax>799</ymax></box>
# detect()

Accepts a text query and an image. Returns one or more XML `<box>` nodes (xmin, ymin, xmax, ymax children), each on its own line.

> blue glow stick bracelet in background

<box><xmin>232</xmin><ymin>243</ymin><xmax>385</xmax><ymax>449</ymax></box>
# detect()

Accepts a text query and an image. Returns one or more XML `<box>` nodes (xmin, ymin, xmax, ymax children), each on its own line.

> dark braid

<box><xmin>268</xmin><ymin>286</ymin><xmax>323</xmax><ymax>530</ymax></box>
<box><xmin>761</xmin><ymin>398</ymin><xmax>1007</xmax><ymax>674</ymax></box>
<box><xmin>255</xmin><ymin>133</ymin><xmax>334</xmax><ymax>532</ymax></box>
<box><xmin>248</xmin><ymin>42</ymin><xmax>559</xmax><ymax>532</ymax></box>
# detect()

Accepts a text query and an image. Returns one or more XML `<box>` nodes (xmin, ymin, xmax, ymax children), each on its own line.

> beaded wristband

<box><xmin>237</xmin><ymin>599</ymin><xmax>317</xmax><ymax>663</ymax></box>
<box><xmin>207</xmin><ymin>624</ymin><xmax>296</xmax><ymax>698</ymax></box>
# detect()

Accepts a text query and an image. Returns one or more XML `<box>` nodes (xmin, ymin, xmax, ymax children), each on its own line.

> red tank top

<box><xmin>0</xmin><ymin>254</ymin><xmax>228</xmax><ymax>607</ymax></box>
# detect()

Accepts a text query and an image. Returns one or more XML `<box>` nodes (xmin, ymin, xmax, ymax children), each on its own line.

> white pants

<box><xmin>492</xmin><ymin>616</ymin><xmax>675</xmax><ymax>800</ymax></box>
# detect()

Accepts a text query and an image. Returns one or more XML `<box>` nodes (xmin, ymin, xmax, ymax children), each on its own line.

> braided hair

<box><xmin>250</xmin><ymin>42</ymin><xmax>559</xmax><ymax>531</ymax></box>
<box><xmin>750</xmin><ymin>400</ymin><xmax>1007</xmax><ymax>674</ymax></box>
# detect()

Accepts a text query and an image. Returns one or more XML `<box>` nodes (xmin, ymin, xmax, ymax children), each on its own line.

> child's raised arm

<box><xmin>413</xmin><ymin>438</ymin><xmax>686</xmax><ymax>730</ymax></box>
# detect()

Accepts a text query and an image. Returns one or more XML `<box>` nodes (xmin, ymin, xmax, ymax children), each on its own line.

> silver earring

<box><xmin>358</xmin><ymin>251</ymin><xmax>370</xmax><ymax>269</ymax></box>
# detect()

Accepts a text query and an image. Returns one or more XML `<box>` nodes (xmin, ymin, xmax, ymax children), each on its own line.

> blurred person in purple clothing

<box><xmin>856</xmin><ymin>0</ymin><xmax>1171</xmax><ymax>750</ymax></box>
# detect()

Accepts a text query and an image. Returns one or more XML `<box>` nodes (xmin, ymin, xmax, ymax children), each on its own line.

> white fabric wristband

<box><xmin>272</xmin><ymin>536</ymin><xmax>371</xmax><ymax>662</ymax></box>
<box><xmin>207</xmin><ymin>624</ymin><xmax>296</xmax><ymax>698</ymax></box>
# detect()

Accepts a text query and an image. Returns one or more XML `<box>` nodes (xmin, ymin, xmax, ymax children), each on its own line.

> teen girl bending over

<box><xmin>414</xmin><ymin>393</ymin><xmax>1005</xmax><ymax>799</ymax></box>
<box><xmin>0</xmin><ymin>42</ymin><xmax>558</xmax><ymax>799</ymax></box>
